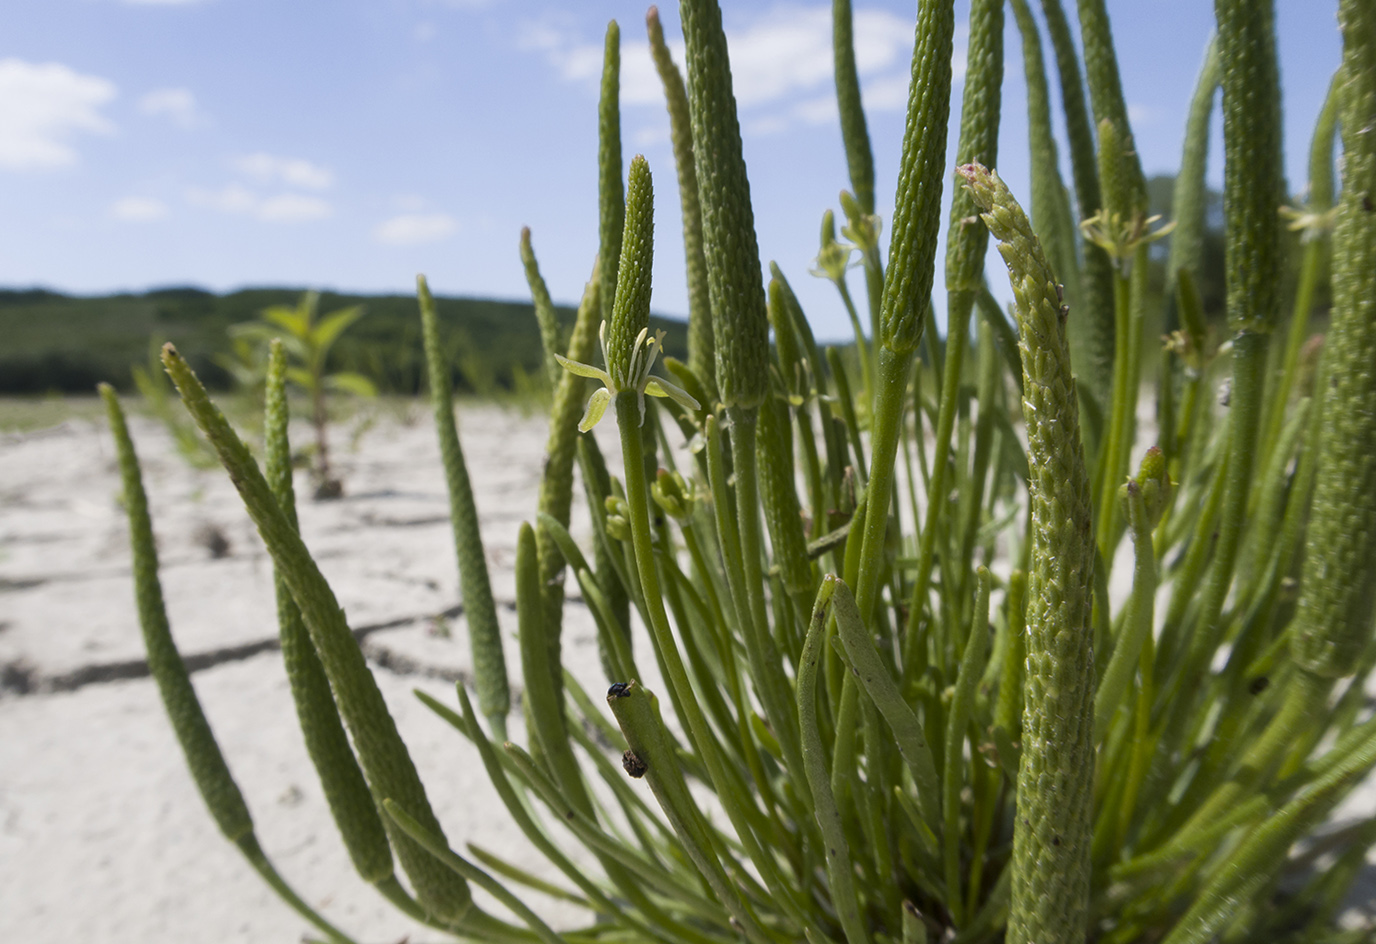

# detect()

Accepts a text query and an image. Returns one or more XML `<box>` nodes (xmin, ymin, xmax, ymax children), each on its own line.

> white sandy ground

<box><xmin>0</xmin><ymin>400</ymin><xmax>1372</xmax><ymax>942</ymax></box>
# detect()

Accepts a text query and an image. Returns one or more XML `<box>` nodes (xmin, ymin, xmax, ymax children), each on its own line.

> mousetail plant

<box><xmin>109</xmin><ymin>0</ymin><xmax>1376</xmax><ymax>940</ymax></box>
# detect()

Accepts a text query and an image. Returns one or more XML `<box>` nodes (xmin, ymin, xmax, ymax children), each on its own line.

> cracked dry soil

<box><xmin>2</xmin><ymin>400</ymin><xmax>1372</xmax><ymax>941</ymax></box>
<box><xmin>0</xmin><ymin>402</ymin><xmax>628</xmax><ymax>943</ymax></box>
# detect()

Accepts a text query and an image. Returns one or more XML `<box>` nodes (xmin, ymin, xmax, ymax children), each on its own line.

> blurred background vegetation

<box><xmin>1</xmin><ymin>173</ymin><xmax>1327</xmax><ymax>402</ymax></box>
<box><xmin>0</xmin><ymin>284</ymin><xmax>688</xmax><ymax>399</ymax></box>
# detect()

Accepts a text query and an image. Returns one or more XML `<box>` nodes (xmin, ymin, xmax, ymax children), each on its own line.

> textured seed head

<box><xmin>681</xmin><ymin>0</ymin><xmax>769</xmax><ymax>407</ymax></box>
<box><xmin>606</xmin><ymin>155</ymin><xmax>655</xmax><ymax>387</ymax></box>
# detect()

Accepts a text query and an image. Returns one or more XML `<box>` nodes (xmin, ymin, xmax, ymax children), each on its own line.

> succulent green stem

<box><xmin>102</xmin><ymin>384</ymin><xmax>362</xmax><ymax>944</ymax></box>
<box><xmin>418</xmin><ymin>275</ymin><xmax>509</xmax><ymax>738</ymax></box>
<box><xmin>264</xmin><ymin>343</ymin><xmax>396</xmax><ymax>889</ymax></box>
<box><xmin>960</xmin><ymin>164</ymin><xmax>1096</xmax><ymax>944</ymax></box>
<box><xmin>160</xmin><ymin>346</ymin><xmax>472</xmax><ymax>923</ymax></box>
<box><xmin>647</xmin><ymin>6</ymin><xmax>715</xmax><ymax>400</ymax></box>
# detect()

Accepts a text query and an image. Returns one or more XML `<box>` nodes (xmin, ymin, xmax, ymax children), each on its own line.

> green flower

<box><xmin>1279</xmin><ymin>202</ymin><xmax>1337</xmax><ymax>243</ymax></box>
<box><xmin>809</xmin><ymin>208</ymin><xmax>857</xmax><ymax>284</ymax></box>
<box><xmin>1079</xmin><ymin>207</ymin><xmax>1175</xmax><ymax>272</ymax></box>
<box><xmin>556</xmin><ymin>322</ymin><xmax>700</xmax><ymax>432</ymax></box>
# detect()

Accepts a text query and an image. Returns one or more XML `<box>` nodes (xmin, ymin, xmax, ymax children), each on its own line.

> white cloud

<box><xmin>518</xmin><ymin>16</ymin><xmax>604</xmax><ymax>82</ymax></box>
<box><xmin>138</xmin><ymin>87</ymin><xmax>202</xmax><ymax>127</ymax></box>
<box><xmin>374</xmin><ymin>212</ymin><xmax>457</xmax><ymax>246</ymax></box>
<box><xmin>234</xmin><ymin>152</ymin><xmax>334</xmax><ymax>189</ymax></box>
<box><xmin>188</xmin><ymin>183</ymin><xmax>256</xmax><ymax>213</ymax></box>
<box><xmin>524</xmin><ymin>5</ymin><xmax>941</xmax><ymax>135</ymax></box>
<box><xmin>0</xmin><ymin>59</ymin><xmax>116</xmax><ymax>170</ymax></box>
<box><xmin>631</xmin><ymin>124</ymin><xmax>670</xmax><ymax>148</ymax></box>
<box><xmin>110</xmin><ymin>196</ymin><xmax>169</xmax><ymax>221</ymax></box>
<box><xmin>1127</xmin><ymin>103</ymin><xmax>1160</xmax><ymax>127</ymax></box>
<box><xmin>792</xmin><ymin>94</ymin><xmax>838</xmax><ymax>126</ymax></box>
<box><xmin>256</xmin><ymin>193</ymin><xmax>332</xmax><ymax>222</ymax></box>
<box><xmin>187</xmin><ymin>184</ymin><xmax>331</xmax><ymax>222</ymax></box>
<box><xmin>864</xmin><ymin>73</ymin><xmax>912</xmax><ymax>112</ymax></box>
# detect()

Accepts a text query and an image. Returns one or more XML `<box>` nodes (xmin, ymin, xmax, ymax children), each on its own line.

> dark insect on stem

<box><xmin>607</xmin><ymin>681</ymin><xmax>633</xmax><ymax>698</ymax></box>
<box><xmin>622</xmin><ymin>750</ymin><xmax>648</xmax><ymax>778</ymax></box>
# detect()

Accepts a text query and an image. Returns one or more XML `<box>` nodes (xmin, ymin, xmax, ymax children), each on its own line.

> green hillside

<box><xmin>0</xmin><ymin>286</ymin><xmax>689</xmax><ymax>395</ymax></box>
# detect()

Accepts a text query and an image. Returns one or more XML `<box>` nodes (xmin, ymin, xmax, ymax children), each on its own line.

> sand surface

<box><xmin>1</xmin><ymin>400</ymin><xmax>1372</xmax><ymax>942</ymax></box>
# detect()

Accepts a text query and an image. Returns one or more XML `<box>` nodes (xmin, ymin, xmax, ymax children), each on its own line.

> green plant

<box><xmin>228</xmin><ymin>290</ymin><xmax>377</xmax><ymax>498</ymax></box>
<box><xmin>106</xmin><ymin>0</ymin><xmax>1376</xmax><ymax>941</ymax></box>
<box><xmin>130</xmin><ymin>335</ymin><xmax>219</xmax><ymax>469</ymax></box>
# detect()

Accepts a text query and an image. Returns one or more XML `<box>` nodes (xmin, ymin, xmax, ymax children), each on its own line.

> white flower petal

<box><xmin>578</xmin><ymin>387</ymin><xmax>612</xmax><ymax>432</ymax></box>
<box><xmin>644</xmin><ymin>377</ymin><xmax>702</xmax><ymax>412</ymax></box>
<box><xmin>555</xmin><ymin>353</ymin><xmax>612</xmax><ymax>384</ymax></box>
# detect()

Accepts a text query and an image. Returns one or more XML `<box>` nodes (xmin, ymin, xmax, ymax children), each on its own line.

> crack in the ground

<box><xmin>361</xmin><ymin>643</ymin><xmax>472</xmax><ymax>685</ymax></box>
<box><xmin>0</xmin><ymin>604</ymin><xmax>466</xmax><ymax>697</ymax></box>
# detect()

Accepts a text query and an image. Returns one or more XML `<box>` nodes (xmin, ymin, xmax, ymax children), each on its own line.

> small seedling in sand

<box><xmin>229</xmin><ymin>291</ymin><xmax>376</xmax><ymax>499</ymax></box>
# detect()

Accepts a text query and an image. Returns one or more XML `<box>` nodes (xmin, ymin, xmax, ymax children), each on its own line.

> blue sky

<box><xmin>0</xmin><ymin>0</ymin><xmax>1341</xmax><ymax>341</ymax></box>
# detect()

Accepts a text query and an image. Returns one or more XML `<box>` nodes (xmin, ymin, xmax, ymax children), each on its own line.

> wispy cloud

<box><xmin>110</xmin><ymin>195</ymin><xmax>169</xmax><ymax>221</ymax></box>
<box><xmin>1127</xmin><ymin>103</ymin><xmax>1160</xmax><ymax>127</ymax></box>
<box><xmin>187</xmin><ymin>184</ymin><xmax>332</xmax><ymax>222</ymax></box>
<box><xmin>234</xmin><ymin>152</ymin><xmax>334</xmax><ymax>190</ymax></box>
<box><xmin>374</xmin><ymin>212</ymin><xmax>457</xmax><ymax>246</ymax></box>
<box><xmin>256</xmin><ymin>193</ymin><xmax>333</xmax><ymax>222</ymax></box>
<box><xmin>521</xmin><ymin>5</ymin><xmax>936</xmax><ymax>135</ymax></box>
<box><xmin>138</xmin><ymin>87</ymin><xmax>203</xmax><ymax>128</ymax></box>
<box><xmin>0</xmin><ymin>59</ymin><xmax>116</xmax><ymax>170</ymax></box>
<box><xmin>517</xmin><ymin>14</ymin><xmax>604</xmax><ymax>82</ymax></box>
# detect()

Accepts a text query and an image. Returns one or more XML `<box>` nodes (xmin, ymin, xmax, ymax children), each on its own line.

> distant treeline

<box><xmin>0</xmin><ymin>286</ymin><xmax>689</xmax><ymax>395</ymax></box>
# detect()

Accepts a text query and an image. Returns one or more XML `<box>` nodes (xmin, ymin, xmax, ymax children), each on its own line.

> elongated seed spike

<box><xmin>945</xmin><ymin>0</ymin><xmax>1004</xmax><ymax>296</ymax></box>
<box><xmin>599</xmin><ymin>21</ymin><xmax>624</xmax><ymax>329</ymax></box>
<box><xmin>833</xmin><ymin>0</ymin><xmax>876</xmax><ymax>216</ymax></box>
<box><xmin>1039</xmin><ymin>0</ymin><xmax>1116</xmax><ymax>418</ymax></box>
<box><xmin>757</xmin><ymin>393</ymin><xmax>812</xmax><ymax>595</ymax></box>
<box><xmin>647</xmin><ymin>7</ymin><xmax>716</xmax><ymax>402</ymax></box>
<box><xmin>680</xmin><ymin>0</ymin><xmax>770</xmax><ymax>408</ymax></box>
<box><xmin>797</xmin><ymin>576</ymin><xmax>870</xmax><ymax>944</ymax></box>
<box><xmin>767</xmin><ymin>278</ymin><xmax>804</xmax><ymax>401</ymax></box>
<box><xmin>264</xmin><ymin>344</ymin><xmax>395</xmax><ymax>886</ymax></box>
<box><xmin>159</xmin><ymin>346</ymin><xmax>472</xmax><ymax>923</ymax></box>
<box><xmin>1010</xmin><ymin>0</ymin><xmax>1080</xmax><ymax>314</ymax></box>
<box><xmin>101</xmin><ymin>384</ymin><xmax>254</xmax><ymax>845</ymax></box>
<box><xmin>960</xmin><ymin>164</ymin><xmax>1095</xmax><ymax>944</ymax></box>
<box><xmin>534</xmin><ymin>262</ymin><xmax>602</xmax><ymax>700</ymax></box>
<box><xmin>1217</xmin><ymin>0</ymin><xmax>1283</xmax><ymax>334</ymax></box>
<box><xmin>418</xmin><ymin>275</ymin><xmax>509</xmax><ymax>734</ymax></box>
<box><xmin>1094</xmin><ymin>117</ymin><xmax>1128</xmax><ymax>234</ymax></box>
<box><xmin>516</xmin><ymin>521</ymin><xmax>592</xmax><ymax>811</ymax></box>
<box><xmin>878</xmin><ymin>0</ymin><xmax>956</xmax><ymax>352</ymax></box>
<box><xmin>1166</xmin><ymin>38</ymin><xmax>1220</xmax><ymax>292</ymax></box>
<box><xmin>519</xmin><ymin>228</ymin><xmax>564</xmax><ymax>387</ymax></box>
<box><xmin>1076</xmin><ymin>0</ymin><xmax>1148</xmax><ymax>217</ymax></box>
<box><xmin>1290</xmin><ymin>0</ymin><xmax>1376</xmax><ymax>679</ymax></box>
<box><xmin>606</xmin><ymin>155</ymin><xmax>655</xmax><ymax>388</ymax></box>
<box><xmin>107</xmin><ymin>382</ymin><xmax>364</xmax><ymax>944</ymax></box>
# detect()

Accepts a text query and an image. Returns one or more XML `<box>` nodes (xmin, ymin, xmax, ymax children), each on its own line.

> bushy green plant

<box><xmin>103</xmin><ymin>0</ymin><xmax>1376</xmax><ymax>941</ymax></box>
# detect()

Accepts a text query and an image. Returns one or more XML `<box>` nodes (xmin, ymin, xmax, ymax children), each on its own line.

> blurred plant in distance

<box><xmin>104</xmin><ymin>0</ymin><xmax>1376</xmax><ymax>942</ymax></box>
<box><xmin>226</xmin><ymin>290</ymin><xmax>376</xmax><ymax>498</ymax></box>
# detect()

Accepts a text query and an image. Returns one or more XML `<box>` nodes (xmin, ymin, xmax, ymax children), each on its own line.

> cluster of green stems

<box><xmin>107</xmin><ymin>0</ymin><xmax>1376</xmax><ymax>942</ymax></box>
